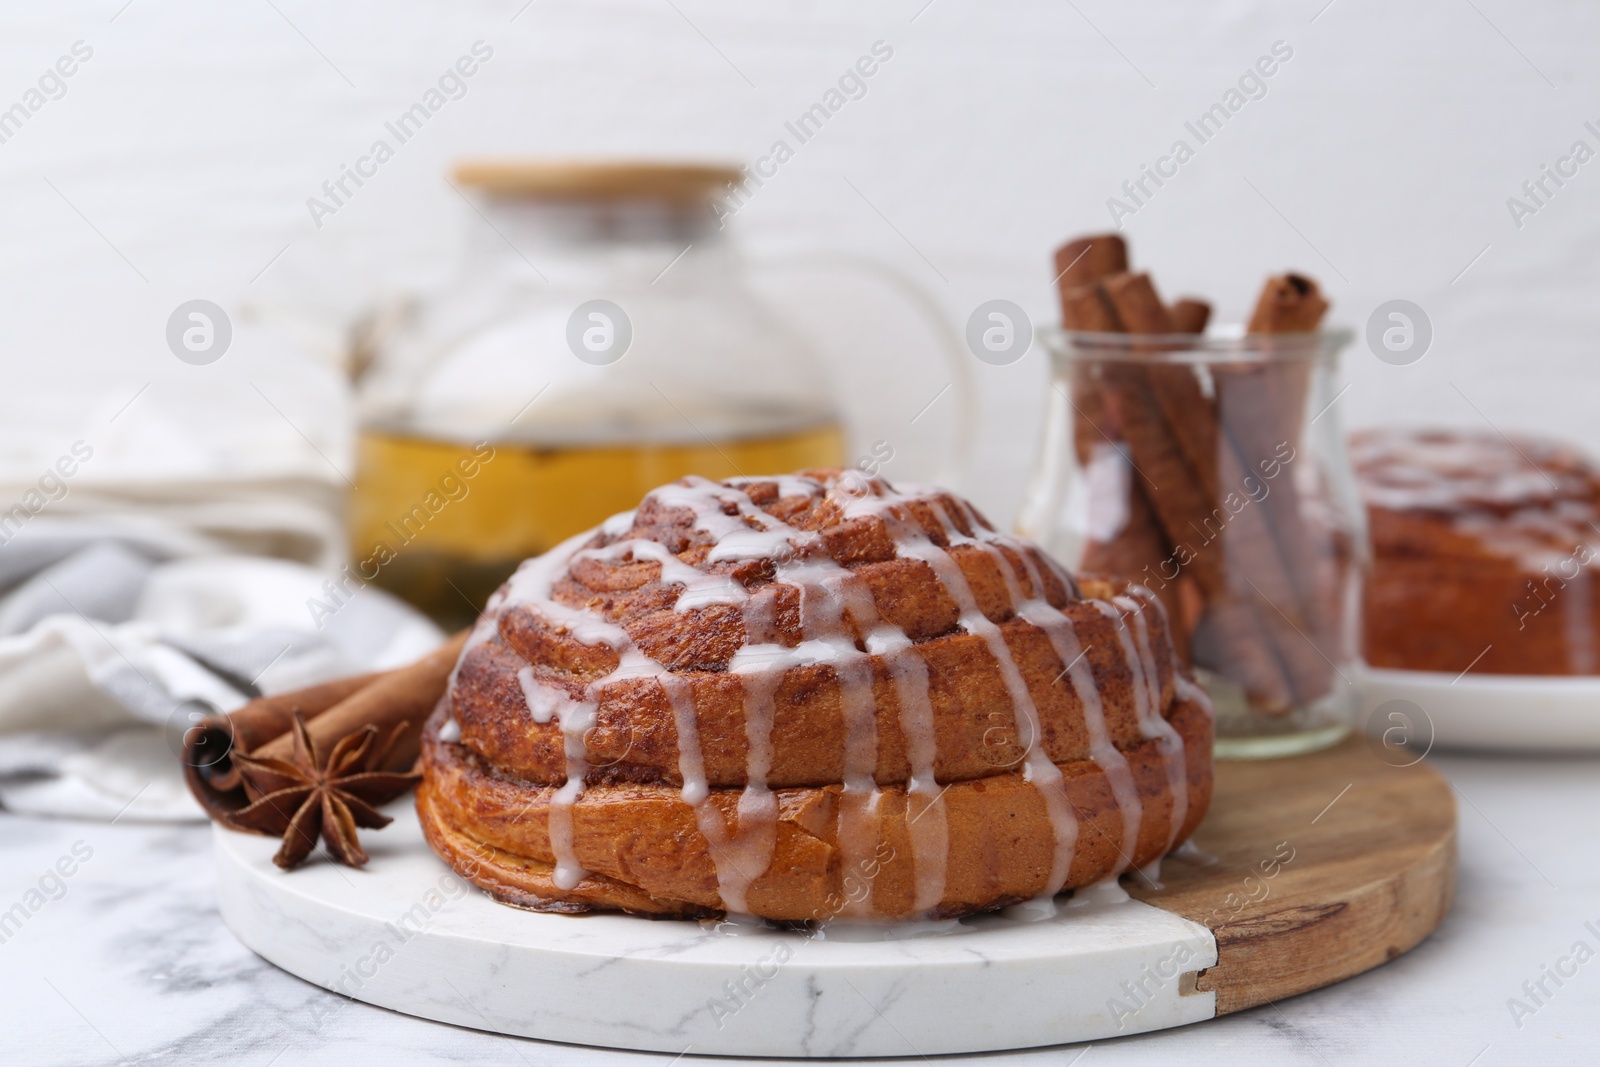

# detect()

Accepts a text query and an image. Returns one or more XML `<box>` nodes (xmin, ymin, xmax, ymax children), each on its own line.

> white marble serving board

<box><xmin>214</xmin><ymin>802</ymin><xmax>1217</xmax><ymax>1057</ymax></box>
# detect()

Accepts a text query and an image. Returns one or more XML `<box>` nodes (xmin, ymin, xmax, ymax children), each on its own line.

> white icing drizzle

<box><xmin>845</xmin><ymin>491</ymin><xmax>1080</xmax><ymax>899</ymax></box>
<box><xmin>930</xmin><ymin>496</ymin><xmax>1144</xmax><ymax>878</ymax></box>
<box><xmin>1096</xmin><ymin>593</ymin><xmax>1190</xmax><ymax>851</ymax></box>
<box><xmin>1067</xmin><ymin>877</ymin><xmax>1132</xmax><ymax>908</ymax></box>
<box><xmin>549</xmin><ymin>702</ymin><xmax>597</xmax><ymax>891</ymax></box>
<box><xmin>659</xmin><ymin>672</ymin><xmax>709</xmax><ymax>804</ymax></box>
<box><xmin>578</xmin><ymin>538</ymin><xmax>746</xmax><ymax>611</ymax></box>
<box><xmin>833</xmin><ymin>570</ymin><xmax>947</xmax><ymax>913</ymax></box>
<box><xmin>659</xmin><ymin>670</ymin><xmax>769</xmax><ymax>913</ymax></box>
<box><xmin>498</xmin><ymin>529</ymin><xmax>635</xmax><ymax>891</ymax></box>
<box><xmin>1132</xmin><ymin>855</ymin><xmax>1164</xmax><ymax>890</ymax></box>
<box><xmin>503</xmin><ymin>528</ymin><xmax>634</xmax><ymax>648</ymax></box>
<box><xmin>1020</xmin><ymin>604</ymin><xmax>1143</xmax><ymax>873</ymax></box>
<box><xmin>670</xmin><ymin>481</ymin><xmax>890</xmax><ymax>916</ymax></box>
<box><xmin>1174</xmin><ymin>672</ymin><xmax>1214</xmax><ymax>719</ymax></box>
<box><xmin>1170</xmin><ymin>839</ymin><xmax>1218</xmax><ymax>866</ymax></box>
<box><xmin>1001</xmin><ymin>897</ymin><xmax>1061</xmax><ymax>922</ymax></box>
<box><xmin>1355</xmin><ymin>428</ymin><xmax>1600</xmax><ymax>576</ymax></box>
<box><xmin>808</xmin><ymin>576</ymin><xmax>882</xmax><ymax>919</ymax></box>
<box><xmin>600</xmin><ymin>509</ymin><xmax>637</xmax><ymax>538</ymax></box>
<box><xmin>513</xmin><ymin>659</ymin><xmax>600</xmax><ymax>887</ymax></box>
<box><xmin>1352</xmin><ymin>428</ymin><xmax>1596</xmax><ymax>513</ymax></box>
<box><xmin>723</xmin><ymin>660</ymin><xmax>780</xmax><ymax>915</ymax></box>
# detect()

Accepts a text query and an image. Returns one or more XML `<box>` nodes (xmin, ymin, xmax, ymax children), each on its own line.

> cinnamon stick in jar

<box><xmin>1242</xmin><ymin>273</ymin><xmax>1328</xmax><ymax>458</ymax></box>
<box><xmin>1169</xmin><ymin>298</ymin><xmax>1211</xmax><ymax>336</ymax></box>
<box><xmin>1055</xmin><ymin>237</ymin><xmax>1195</xmax><ymax>649</ymax></box>
<box><xmin>1100</xmin><ymin>273</ymin><xmax>1221</xmax><ymax>507</ymax></box>
<box><xmin>1166</xmin><ymin>273</ymin><xmax>1333</xmax><ymax>713</ymax></box>
<box><xmin>1059</xmin><ymin>268</ymin><xmax>1196</xmax><ymax>654</ymax></box>
<box><xmin>1054</xmin><ymin>235</ymin><xmax>1129</xmax><ymax>466</ymax></box>
<box><xmin>1057</xmin><ymin>282</ymin><xmax>1131</xmax><ymax>471</ymax></box>
<box><xmin>1066</xmin><ymin>272</ymin><xmax>1230</xmax><ymax>666</ymax></box>
<box><xmin>1094</xmin><ymin>272</ymin><xmax>1303</xmax><ymax>712</ymax></box>
<box><xmin>1250</xmin><ymin>272</ymin><xmax>1329</xmax><ymax>331</ymax></box>
<box><xmin>1164</xmin><ymin>296</ymin><xmax>1209</xmax><ymax>646</ymax></box>
<box><xmin>1054</xmin><ymin>234</ymin><xmax>1129</xmax><ymax>294</ymax></box>
<box><xmin>1094</xmin><ymin>272</ymin><xmax>1223</xmax><ymax>592</ymax></box>
<box><xmin>1224</xmin><ymin>273</ymin><xmax>1337</xmax><ymax>704</ymax></box>
<box><xmin>1208</xmin><ymin>274</ymin><xmax>1327</xmax><ymax>498</ymax></box>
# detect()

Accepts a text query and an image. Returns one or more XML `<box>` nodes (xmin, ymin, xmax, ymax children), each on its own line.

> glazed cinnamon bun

<box><xmin>417</xmin><ymin>471</ymin><xmax>1212</xmax><ymax>921</ymax></box>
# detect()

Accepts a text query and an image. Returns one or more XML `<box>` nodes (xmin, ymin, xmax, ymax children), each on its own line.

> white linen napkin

<box><xmin>0</xmin><ymin>518</ymin><xmax>442</xmax><ymax>822</ymax></box>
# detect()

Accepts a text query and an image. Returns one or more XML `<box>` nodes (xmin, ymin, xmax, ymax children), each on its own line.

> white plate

<box><xmin>215</xmin><ymin>803</ymin><xmax>1217</xmax><ymax>1057</ymax></box>
<box><xmin>1359</xmin><ymin>665</ymin><xmax>1600</xmax><ymax>753</ymax></box>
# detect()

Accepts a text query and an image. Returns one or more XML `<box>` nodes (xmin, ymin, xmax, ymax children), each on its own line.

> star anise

<box><xmin>226</xmin><ymin>712</ymin><xmax>420</xmax><ymax>870</ymax></box>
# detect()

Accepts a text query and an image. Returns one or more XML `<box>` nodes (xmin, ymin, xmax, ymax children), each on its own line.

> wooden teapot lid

<box><xmin>451</xmin><ymin>159</ymin><xmax>741</xmax><ymax>202</ymax></box>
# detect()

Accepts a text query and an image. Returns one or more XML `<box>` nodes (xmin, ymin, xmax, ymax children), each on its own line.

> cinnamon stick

<box><xmin>1173</xmin><ymin>274</ymin><xmax>1333</xmax><ymax>711</ymax></box>
<box><xmin>1066</xmin><ymin>273</ymin><xmax>1227</xmax><ymax>664</ymax></box>
<box><xmin>1212</xmin><ymin>438</ymin><xmax>1330</xmax><ymax>706</ymax></box>
<box><xmin>1095</xmin><ymin>272</ymin><xmax>1222</xmax><ymax>591</ymax></box>
<box><xmin>1059</xmin><ymin>280</ymin><xmax>1123</xmax><ymax>333</ymax></box>
<box><xmin>1101</xmin><ymin>274</ymin><xmax>1220</xmax><ymax>505</ymax></box>
<box><xmin>249</xmin><ymin>629</ymin><xmax>468</xmax><ymax>788</ymax></box>
<box><xmin>1169</xmin><ymin>298</ymin><xmax>1211</xmax><ymax>335</ymax></box>
<box><xmin>1231</xmin><ymin>276</ymin><xmax>1330</xmax><ymax>620</ymax></box>
<box><xmin>184</xmin><ymin>630</ymin><xmax>469</xmax><ymax>820</ymax></box>
<box><xmin>1239</xmin><ymin>273</ymin><xmax>1326</xmax><ymax>466</ymax></box>
<box><xmin>1096</xmin><ymin>272</ymin><xmax>1306</xmax><ymax>712</ymax></box>
<box><xmin>1191</xmin><ymin>597</ymin><xmax>1295</xmax><ymax>712</ymax></box>
<box><xmin>1056</xmin><ymin>258</ymin><xmax>1193</xmax><ymax>657</ymax></box>
<box><xmin>1248</xmin><ymin>273</ymin><xmax>1328</xmax><ymax>333</ymax></box>
<box><xmin>1233</xmin><ymin>273</ymin><xmax>1336</xmax><ymax>703</ymax></box>
<box><xmin>1166</xmin><ymin>295</ymin><xmax>1210</xmax><ymax>654</ymax></box>
<box><xmin>1053</xmin><ymin>234</ymin><xmax>1128</xmax><ymax>294</ymax></box>
<box><xmin>1055</xmin><ymin>237</ymin><xmax>1128</xmax><ymax>466</ymax></box>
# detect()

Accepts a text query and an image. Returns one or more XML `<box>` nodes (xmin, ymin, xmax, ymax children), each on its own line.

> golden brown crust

<box><xmin>418</xmin><ymin>694</ymin><xmax>1212</xmax><ymax>921</ymax></box>
<box><xmin>419</xmin><ymin>470</ymin><xmax>1215</xmax><ymax>920</ymax></box>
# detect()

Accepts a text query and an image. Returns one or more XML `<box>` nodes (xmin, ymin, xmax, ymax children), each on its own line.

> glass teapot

<box><xmin>350</xmin><ymin>160</ymin><xmax>969</xmax><ymax>628</ymax></box>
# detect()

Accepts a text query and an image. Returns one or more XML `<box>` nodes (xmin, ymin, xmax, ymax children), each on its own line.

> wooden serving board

<box><xmin>1133</xmin><ymin>735</ymin><xmax>1458</xmax><ymax>1014</ymax></box>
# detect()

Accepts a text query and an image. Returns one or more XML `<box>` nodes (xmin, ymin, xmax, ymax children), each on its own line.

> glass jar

<box><xmin>349</xmin><ymin>162</ymin><xmax>850</xmax><ymax>629</ymax></box>
<box><xmin>1017</xmin><ymin>327</ymin><xmax>1367</xmax><ymax>758</ymax></box>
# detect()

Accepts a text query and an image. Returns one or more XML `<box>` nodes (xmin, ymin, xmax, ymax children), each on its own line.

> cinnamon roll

<box><xmin>1355</xmin><ymin>427</ymin><xmax>1600</xmax><ymax>675</ymax></box>
<box><xmin>417</xmin><ymin>471</ymin><xmax>1213</xmax><ymax>921</ymax></box>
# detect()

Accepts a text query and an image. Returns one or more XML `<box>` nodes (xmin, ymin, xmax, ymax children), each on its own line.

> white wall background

<box><xmin>2</xmin><ymin>0</ymin><xmax>1597</xmax><ymax>535</ymax></box>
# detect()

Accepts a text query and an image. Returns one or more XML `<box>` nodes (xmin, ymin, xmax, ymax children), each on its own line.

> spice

<box><xmin>226</xmin><ymin>712</ymin><xmax>422</xmax><ymax>870</ymax></box>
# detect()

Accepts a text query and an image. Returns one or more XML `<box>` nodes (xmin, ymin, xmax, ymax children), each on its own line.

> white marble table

<box><xmin>3</xmin><ymin>751</ymin><xmax>1595</xmax><ymax>1066</ymax></box>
